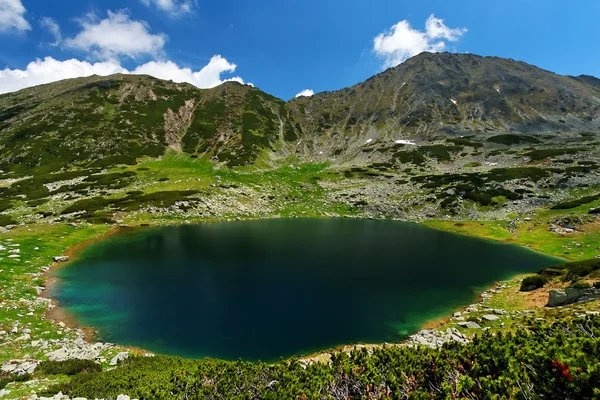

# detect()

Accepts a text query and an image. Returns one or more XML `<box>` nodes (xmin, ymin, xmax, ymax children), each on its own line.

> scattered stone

<box><xmin>1</xmin><ymin>359</ymin><xmax>38</xmax><ymax>375</ymax></box>
<box><xmin>408</xmin><ymin>328</ymin><xmax>468</xmax><ymax>348</ymax></box>
<box><xmin>482</xmin><ymin>314</ymin><xmax>499</xmax><ymax>321</ymax></box>
<box><xmin>111</xmin><ymin>352</ymin><xmax>129</xmax><ymax>366</ymax></box>
<box><xmin>458</xmin><ymin>321</ymin><xmax>481</xmax><ymax>329</ymax></box>
<box><xmin>53</xmin><ymin>256</ymin><xmax>69</xmax><ymax>262</ymax></box>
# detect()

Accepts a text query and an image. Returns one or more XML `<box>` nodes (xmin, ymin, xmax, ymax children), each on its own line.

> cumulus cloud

<box><xmin>295</xmin><ymin>89</ymin><xmax>314</xmax><ymax>98</ymax></box>
<box><xmin>141</xmin><ymin>0</ymin><xmax>192</xmax><ymax>16</ymax></box>
<box><xmin>65</xmin><ymin>10</ymin><xmax>166</xmax><ymax>60</ymax></box>
<box><xmin>0</xmin><ymin>0</ymin><xmax>31</xmax><ymax>33</ymax></box>
<box><xmin>373</xmin><ymin>14</ymin><xmax>467</xmax><ymax>68</ymax></box>
<box><xmin>40</xmin><ymin>17</ymin><xmax>62</xmax><ymax>46</ymax></box>
<box><xmin>132</xmin><ymin>56</ymin><xmax>247</xmax><ymax>88</ymax></box>
<box><xmin>0</xmin><ymin>55</ymin><xmax>248</xmax><ymax>94</ymax></box>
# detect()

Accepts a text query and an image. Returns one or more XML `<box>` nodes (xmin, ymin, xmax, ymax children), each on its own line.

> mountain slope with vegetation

<box><xmin>0</xmin><ymin>52</ymin><xmax>599</xmax><ymax>398</ymax></box>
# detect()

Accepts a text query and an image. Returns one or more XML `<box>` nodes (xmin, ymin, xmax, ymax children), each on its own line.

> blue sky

<box><xmin>0</xmin><ymin>0</ymin><xmax>598</xmax><ymax>99</ymax></box>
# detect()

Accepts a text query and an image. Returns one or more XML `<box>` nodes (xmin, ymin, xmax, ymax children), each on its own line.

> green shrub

<box><xmin>563</xmin><ymin>259</ymin><xmax>600</xmax><ymax>281</ymax></box>
<box><xmin>487</xmin><ymin>134</ymin><xmax>541</xmax><ymax>145</ymax></box>
<box><xmin>0</xmin><ymin>371</ymin><xmax>31</xmax><ymax>390</ymax></box>
<box><xmin>44</xmin><ymin>317</ymin><xmax>600</xmax><ymax>400</ymax></box>
<box><xmin>525</xmin><ymin>148</ymin><xmax>583</xmax><ymax>161</ymax></box>
<box><xmin>551</xmin><ymin>193</ymin><xmax>600</xmax><ymax>210</ymax></box>
<box><xmin>0</xmin><ymin>214</ymin><xmax>17</xmax><ymax>227</ymax></box>
<box><xmin>570</xmin><ymin>281</ymin><xmax>592</xmax><ymax>290</ymax></box>
<box><xmin>37</xmin><ymin>359</ymin><xmax>102</xmax><ymax>376</ymax></box>
<box><xmin>520</xmin><ymin>275</ymin><xmax>549</xmax><ymax>291</ymax></box>
<box><xmin>594</xmin><ymin>282</ymin><xmax>600</xmax><ymax>289</ymax></box>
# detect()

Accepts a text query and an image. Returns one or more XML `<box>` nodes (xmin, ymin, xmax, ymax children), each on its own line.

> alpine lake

<box><xmin>49</xmin><ymin>219</ymin><xmax>562</xmax><ymax>362</ymax></box>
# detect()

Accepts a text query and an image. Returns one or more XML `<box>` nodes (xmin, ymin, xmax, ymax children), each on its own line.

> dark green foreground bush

<box><xmin>47</xmin><ymin>318</ymin><xmax>600</xmax><ymax>399</ymax></box>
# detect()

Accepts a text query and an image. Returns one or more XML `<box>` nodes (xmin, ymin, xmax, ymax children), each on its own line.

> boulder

<box><xmin>53</xmin><ymin>256</ymin><xmax>69</xmax><ymax>262</ymax></box>
<box><xmin>548</xmin><ymin>289</ymin><xmax>568</xmax><ymax>307</ymax></box>
<box><xmin>565</xmin><ymin>287</ymin><xmax>585</xmax><ymax>302</ymax></box>
<box><xmin>458</xmin><ymin>321</ymin><xmax>481</xmax><ymax>329</ymax></box>
<box><xmin>111</xmin><ymin>352</ymin><xmax>129</xmax><ymax>366</ymax></box>
<box><xmin>482</xmin><ymin>314</ymin><xmax>499</xmax><ymax>321</ymax></box>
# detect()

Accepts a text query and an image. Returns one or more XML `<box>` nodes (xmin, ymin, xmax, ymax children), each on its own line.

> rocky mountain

<box><xmin>0</xmin><ymin>52</ymin><xmax>599</xmax><ymax>176</ymax></box>
<box><xmin>288</xmin><ymin>52</ymin><xmax>600</xmax><ymax>162</ymax></box>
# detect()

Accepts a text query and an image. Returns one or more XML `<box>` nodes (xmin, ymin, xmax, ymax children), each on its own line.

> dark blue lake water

<box><xmin>51</xmin><ymin>219</ymin><xmax>561</xmax><ymax>361</ymax></box>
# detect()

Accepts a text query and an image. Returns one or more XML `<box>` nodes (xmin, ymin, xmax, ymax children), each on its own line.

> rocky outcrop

<box><xmin>1</xmin><ymin>359</ymin><xmax>38</xmax><ymax>375</ymax></box>
<box><xmin>548</xmin><ymin>287</ymin><xmax>600</xmax><ymax>307</ymax></box>
<box><xmin>45</xmin><ymin>338</ymin><xmax>115</xmax><ymax>362</ymax></box>
<box><xmin>408</xmin><ymin>328</ymin><xmax>468</xmax><ymax>348</ymax></box>
<box><xmin>110</xmin><ymin>352</ymin><xmax>129</xmax><ymax>366</ymax></box>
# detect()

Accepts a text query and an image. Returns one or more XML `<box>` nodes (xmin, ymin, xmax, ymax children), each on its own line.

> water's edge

<box><xmin>42</xmin><ymin>218</ymin><xmax>558</xmax><ymax>361</ymax></box>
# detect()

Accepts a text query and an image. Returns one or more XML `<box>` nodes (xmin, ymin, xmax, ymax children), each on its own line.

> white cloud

<box><xmin>373</xmin><ymin>14</ymin><xmax>467</xmax><ymax>68</ymax></box>
<box><xmin>295</xmin><ymin>89</ymin><xmax>314</xmax><ymax>98</ymax></box>
<box><xmin>141</xmin><ymin>0</ymin><xmax>192</xmax><ymax>16</ymax></box>
<box><xmin>0</xmin><ymin>55</ymin><xmax>247</xmax><ymax>94</ymax></box>
<box><xmin>0</xmin><ymin>58</ymin><xmax>125</xmax><ymax>93</ymax></box>
<box><xmin>65</xmin><ymin>10</ymin><xmax>166</xmax><ymax>60</ymax></box>
<box><xmin>40</xmin><ymin>17</ymin><xmax>61</xmax><ymax>46</ymax></box>
<box><xmin>132</xmin><ymin>56</ymin><xmax>247</xmax><ymax>88</ymax></box>
<box><xmin>0</xmin><ymin>0</ymin><xmax>31</xmax><ymax>33</ymax></box>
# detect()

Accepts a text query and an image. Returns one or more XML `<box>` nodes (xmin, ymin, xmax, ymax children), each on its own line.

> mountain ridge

<box><xmin>0</xmin><ymin>51</ymin><xmax>599</xmax><ymax>175</ymax></box>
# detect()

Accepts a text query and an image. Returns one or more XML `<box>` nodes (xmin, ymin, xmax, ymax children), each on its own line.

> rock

<box><xmin>46</xmin><ymin>341</ymin><xmax>108</xmax><ymax>361</ymax></box>
<box><xmin>53</xmin><ymin>256</ymin><xmax>69</xmax><ymax>262</ymax></box>
<box><xmin>565</xmin><ymin>287</ymin><xmax>585</xmax><ymax>302</ymax></box>
<box><xmin>117</xmin><ymin>395</ymin><xmax>131</xmax><ymax>400</ymax></box>
<box><xmin>453</xmin><ymin>312</ymin><xmax>461</xmax><ymax>318</ymax></box>
<box><xmin>548</xmin><ymin>289</ymin><xmax>569</xmax><ymax>307</ymax></box>
<box><xmin>482</xmin><ymin>314</ymin><xmax>499</xmax><ymax>321</ymax></box>
<box><xmin>458</xmin><ymin>321</ymin><xmax>481</xmax><ymax>329</ymax></box>
<box><xmin>493</xmin><ymin>309</ymin><xmax>506</xmax><ymax>315</ymax></box>
<box><xmin>2</xmin><ymin>360</ymin><xmax>38</xmax><ymax>375</ymax></box>
<box><xmin>111</xmin><ymin>352</ymin><xmax>129</xmax><ymax>366</ymax></box>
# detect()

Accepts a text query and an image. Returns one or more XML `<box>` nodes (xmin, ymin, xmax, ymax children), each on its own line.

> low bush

<box><xmin>487</xmin><ymin>134</ymin><xmax>541</xmax><ymax>145</ymax></box>
<box><xmin>570</xmin><ymin>281</ymin><xmax>592</xmax><ymax>290</ymax></box>
<box><xmin>0</xmin><ymin>371</ymin><xmax>31</xmax><ymax>390</ymax></box>
<box><xmin>563</xmin><ymin>259</ymin><xmax>600</xmax><ymax>281</ymax></box>
<box><xmin>520</xmin><ymin>275</ymin><xmax>549</xmax><ymax>291</ymax></box>
<box><xmin>551</xmin><ymin>193</ymin><xmax>600</xmax><ymax>210</ymax></box>
<box><xmin>37</xmin><ymin>359</ymin><xmax>102</xmax><ymax>376</ymax></box>
<box><xmin>46</xmin><ymin>317</ymin><xmax>600</xmax><ymax>400</ymax></box>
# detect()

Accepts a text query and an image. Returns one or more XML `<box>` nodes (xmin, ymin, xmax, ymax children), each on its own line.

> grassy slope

<box><xmin>1</xmin><ymin>154</ymin><xmax>600</xmax><ymax>397</ymax></box>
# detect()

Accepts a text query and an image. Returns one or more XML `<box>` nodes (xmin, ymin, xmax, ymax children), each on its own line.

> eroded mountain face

<box><xmin>0</xmin><ymin>75</ymin><xmax>297</xmax><ymax>173</ymax></box>
<box><xmin>0</xmin><ymin>52</ymin><xmax>599</xmax><ymax>176</ymax></box>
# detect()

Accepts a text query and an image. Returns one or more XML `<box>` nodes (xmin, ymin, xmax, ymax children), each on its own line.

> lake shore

<box><xmin>38</xmin><ymin>217</ymin><xmax>565</xmax><ymax>363</ymax></box>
